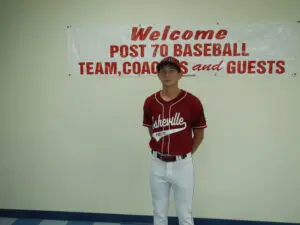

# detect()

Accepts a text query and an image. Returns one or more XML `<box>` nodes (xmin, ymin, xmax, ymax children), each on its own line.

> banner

<box><xmin>66</xmin><ymin>22</ymin><xmax>299</xmax><ymax>77</ymax></box>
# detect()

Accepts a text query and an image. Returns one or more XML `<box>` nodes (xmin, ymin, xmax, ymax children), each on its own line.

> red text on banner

<box><xmin>78</xmin><ymin>62</ymin><xmax>118</xmax><ymax>75</ymax></box>
<box><xmin>110</xmin><ymin>45</ymin><xmax>146</xmax><ymax>58</ymax></box>
<box><xmin>131</xmin><ymin>25</ymin><xmax>228</xmax><ymax>41</ymax></box>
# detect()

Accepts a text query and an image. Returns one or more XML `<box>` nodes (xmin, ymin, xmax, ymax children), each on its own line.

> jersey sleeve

<box><xmin>143</xmin><ymin>98</ymin><xmax>152</xmax><ymax>127</ymax></box>
<box><xmin>191</xmin><ymin>98</ymin><xmax>207</xmax><ymax>129</ymax></box>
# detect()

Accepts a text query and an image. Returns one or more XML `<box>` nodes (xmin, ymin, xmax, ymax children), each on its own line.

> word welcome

<box><xmin>131</xmin><ymin>25</ymin><xmax>228</xmax><ymax>41</ymax></box>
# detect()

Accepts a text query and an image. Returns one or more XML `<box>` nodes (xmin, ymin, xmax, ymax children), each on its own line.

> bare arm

<box><xmin>191</xmin><ymin>128</ymin><xmax>205</xmax><ymax>154</ymax></box>
<box><xmin>148</xmin><ymin>127</ymin><xmax>152</xmax><ymax>137</ymax></box>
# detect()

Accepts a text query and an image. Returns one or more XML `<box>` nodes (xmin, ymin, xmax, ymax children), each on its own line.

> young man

<box><xmin>142</xmin><ymin>56</ymin><xmax>207</xmax><ymax>225</ymax></box>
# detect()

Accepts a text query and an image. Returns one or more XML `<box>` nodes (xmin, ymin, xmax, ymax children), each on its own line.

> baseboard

<box><xmin>0</xmin><ymin>209</ymin><xmax>298</xmax><ymax>225</ymax></box>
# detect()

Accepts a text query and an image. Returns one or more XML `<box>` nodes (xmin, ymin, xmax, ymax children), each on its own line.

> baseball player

<box><xmin>142</xmin><ymin>56</ymin><xmax>207</xmax><ymax>225</ymax></box>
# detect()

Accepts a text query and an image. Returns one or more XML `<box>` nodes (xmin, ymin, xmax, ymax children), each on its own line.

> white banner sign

<box><xmin>66</xmin><ymin>22</ymin><xmax>299</xmax><ymax>77</ymax></box>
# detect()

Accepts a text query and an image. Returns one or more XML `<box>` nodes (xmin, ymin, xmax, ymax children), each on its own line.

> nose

<box><xmin>164</xmin><ymin>72</ymin><xmax>171</xmax><ymax>77</ymax></box>
<box><xmin>163</xmin><ymin>70</ymin><xmax>173</xmax><ymax>77</ymax></box>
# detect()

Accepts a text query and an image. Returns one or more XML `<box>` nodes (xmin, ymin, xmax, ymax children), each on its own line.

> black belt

<box><xmin>151</xmin><ymin>150</ymin><xmax>187</xmax><ymax>162</ymax></box>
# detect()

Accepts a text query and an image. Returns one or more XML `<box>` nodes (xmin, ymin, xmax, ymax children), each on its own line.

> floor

<box><xmin>0</xmin><ymin>218</ymin><xmax>144</xmax><ymax>225</ymax></box>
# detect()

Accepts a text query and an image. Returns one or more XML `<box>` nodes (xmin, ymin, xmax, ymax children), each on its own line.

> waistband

<box><xmin>151</xmin><ymin>150</ymin><xmax>191</xmax><ymax>162</ymax></box>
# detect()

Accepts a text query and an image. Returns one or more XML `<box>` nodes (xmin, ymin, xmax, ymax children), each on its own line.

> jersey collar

<box><xmin>156</xmin><ymin>89</ymin><xmax>186</xmax><ymax>105</ymax></box>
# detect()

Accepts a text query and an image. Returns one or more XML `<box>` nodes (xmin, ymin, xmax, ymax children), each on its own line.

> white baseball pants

<box><xmin>149</xmin><ymin>152</ymin><xmax>195</xmax><ymax>225</ymax></box>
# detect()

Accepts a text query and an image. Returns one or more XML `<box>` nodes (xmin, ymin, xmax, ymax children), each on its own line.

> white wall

<box><xmin>0</xmin><ymin>0</ymin><xmax>300</xmax><ymax>223</ymax></box>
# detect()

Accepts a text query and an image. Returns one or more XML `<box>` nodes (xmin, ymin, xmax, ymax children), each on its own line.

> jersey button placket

<box><xmin>165</xmin><ymin>104</ymin><xmax>171</xmax><ymax>155</ymax></box>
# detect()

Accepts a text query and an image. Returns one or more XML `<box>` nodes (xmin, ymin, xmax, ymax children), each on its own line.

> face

<box><xmin>157</xmin><ymin>65</ymin><xmax>182</xmax><ymax>88</ymax></box>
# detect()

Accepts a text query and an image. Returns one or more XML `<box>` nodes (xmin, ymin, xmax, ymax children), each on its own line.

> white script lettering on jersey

<box><xmin>152</xmin><ymin>112</ymin><xmax>185</xmax><ymax>129</ymax></box>
<box><xmin>152</xmin><ymin>112</ymin><xmax>187</xmax><ymax>142</ymax></box>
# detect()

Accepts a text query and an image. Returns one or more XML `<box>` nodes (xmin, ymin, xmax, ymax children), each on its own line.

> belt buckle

<box><xmin>152</xmin><ymin>150</ymin><xmax>186</xmax><ymax>162</ymax></box>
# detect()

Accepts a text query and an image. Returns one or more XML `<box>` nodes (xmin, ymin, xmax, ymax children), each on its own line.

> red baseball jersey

<box><xmin>143</xmin><ymin>90</ymin><xmax>207</xmax><ymax>155</ymax></box>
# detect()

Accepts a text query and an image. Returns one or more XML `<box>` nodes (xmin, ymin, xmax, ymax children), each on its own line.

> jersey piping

<box><xmin>154</xmin><ymin>93</ymin><xmax>165</xmax><ymax>154</ymax></box>
<box><xmin>167</xmin><ymin>91</ymin><xmax>187</xmax><ymax>154</ymax></box>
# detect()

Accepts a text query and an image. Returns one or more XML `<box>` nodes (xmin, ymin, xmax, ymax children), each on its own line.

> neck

<box><xmin>161</xmin><ymin>85</ymin><xmax>181</xmax><ymax>99</ymax></box>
